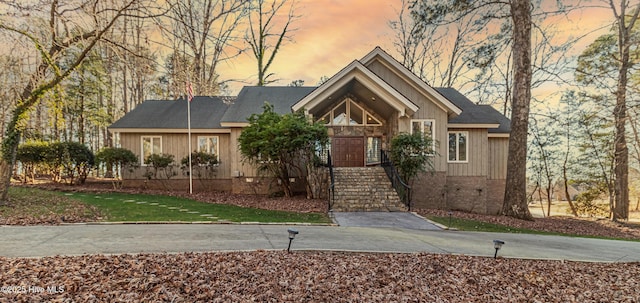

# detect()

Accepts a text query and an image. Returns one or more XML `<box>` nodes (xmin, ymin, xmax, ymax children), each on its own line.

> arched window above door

<box><xmin>317</xmin><ymin>98</ymin><xmax>382</xmax><ymax>126</ymax></box>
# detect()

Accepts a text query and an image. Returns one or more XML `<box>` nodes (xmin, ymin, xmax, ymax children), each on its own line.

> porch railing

<box><xmin>380</xmin><ymin>150</ymin><xmax>412</xmax><ymax>211</ymax></box>
<box><xmin>327</xmin><ymin>152</ymin><xmax>335</xmax><ymax>212</ymax></box>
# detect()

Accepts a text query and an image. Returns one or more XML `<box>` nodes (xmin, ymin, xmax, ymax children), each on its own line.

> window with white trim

<box><xmin>411</xmin><ymin>119</ymin><xmax>435</xmax><ymax>154</ymax></box>
<box><xmin>197</xmin><ymin>136</ymin><xmax>219</xmax><ymax>161</ymax></box>
<box><xmin>448</xmin><ymin>131</ymin><xmax>468</xmax><ymax>162</ymax></box>
<box><xmin>141</xmin><ymin>136</ymin><xmax>162</xmax><ymax>164</ymax></box>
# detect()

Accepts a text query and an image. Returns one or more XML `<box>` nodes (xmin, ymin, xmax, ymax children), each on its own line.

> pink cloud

<box><xmin>219</xmin><ymin>0</ymin><xmax>399</xmax><ymax>92</ymax></box>
<box><xmin>219</xmin><ymin>0</ymin><xmax>617</xmax><ymax>94</ymax></box>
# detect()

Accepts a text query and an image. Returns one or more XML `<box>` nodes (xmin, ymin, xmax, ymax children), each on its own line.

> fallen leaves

<box><xmin>417</xmin><ymin>209</ymin><xmax>640</xmax><ymax>240</ymax></box>
<box><xmin>0</xmin><ymin>251</ymin><xmax>638</xmax><ymax>302</ymax></box>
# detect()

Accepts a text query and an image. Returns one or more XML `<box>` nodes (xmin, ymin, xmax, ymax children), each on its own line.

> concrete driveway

<box><xmin>332</xmin><ymin>212</ymin><xmax>442</xmax><ymax>230</ymax></box>
<box><xmin>1</xmin><ymin>224</ymin><xmax>639</xmax><ymax>262</ymax></box>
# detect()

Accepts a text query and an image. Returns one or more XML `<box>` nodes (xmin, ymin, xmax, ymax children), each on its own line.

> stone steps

<box><xmin>330</xmin><ymin>167</ymin><xmax>407</xmax><ymax>212</ymax></box>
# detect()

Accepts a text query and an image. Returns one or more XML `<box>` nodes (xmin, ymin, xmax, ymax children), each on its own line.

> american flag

<box><xmin>186</xmin><ymin>82</ymin><xmax>194</xmax><ymax>102</ymax></box>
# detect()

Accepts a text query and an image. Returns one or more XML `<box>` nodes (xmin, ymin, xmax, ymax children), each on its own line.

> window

<box><xmin>141</xmin><ymin>136</ymin><xmax>162</xmax><ymax>164</ymax></box>
<box><xmin>197</xmin><ymin>136</ymin><xmax>219</xmax><ymax>161</ymax></box>
<box><xmin>315</xmin><ymin>141</ymin><xmax>331</xmax><ymax>165</ymax></box>
<box><xmin>366</xmin><ymin>137</ymin><xmax>381</xmax><ymax>164</ymax></box>
<box><xmin>317</xmin><ymin>98</ymin><xmax>382</xmax><ymax>126</ymax></box>
<box><xmin>411</xmin><ymin>119</ymin><xmax>435</xmax><ymax>154</ymax></box>
<box><xmin>411</xmin><ymin>119</ymin><xmax>434</xmax><ymax>138</ymax></box>
<box><xmin>448</xmin><ymin>131</ymin><xmax>468</xmax><ymax>162</ymax></box>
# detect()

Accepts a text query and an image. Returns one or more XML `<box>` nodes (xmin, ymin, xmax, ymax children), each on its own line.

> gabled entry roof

<box><xmin>359</xmin><ymin>47</ymin><xmax>462</xmax><ymax>116</ymax></box>
<box><xmin>292</xmin><ymin>60</ymin><xmax>419</xmax><ymax>117</ymax></box>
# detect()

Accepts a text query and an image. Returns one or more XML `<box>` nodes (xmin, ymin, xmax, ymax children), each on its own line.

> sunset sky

<box><xmin>217</xmin><ymin>0</ymin><xmax>616</xmax><ymax>96</ymax></box>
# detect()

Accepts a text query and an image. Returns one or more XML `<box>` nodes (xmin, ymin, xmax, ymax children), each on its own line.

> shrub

<box><xmin>144</xmin><ymin>154</ymin><xmax>176</xmax><ymax>180</ymax></box>
<box><xmin>95</xmin><ymin>147</ymin><xmax>138</xmax><ymax>178</ymax></box>
<box><xmin>180</xmin><ymin>151</ymin><xmax>218</xmax><ymax>168</ymax></box>
<box><xmin>16</xmin><ymin>141</ymin><xmax>49</xmax><ymax>182</ymax></box>
<box><xmin>390</xmin><ymin>132</ymin><xmax>435</xmax><ymax>182</ymax></box>
<box><xmin>44</xmin><ymin>142</ymin><xmax>94</xmax><ymax>185</ymax></box>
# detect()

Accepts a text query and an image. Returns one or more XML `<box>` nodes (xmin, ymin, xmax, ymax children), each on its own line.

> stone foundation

<box><xmin>445</xmin><ymin>176</ymin><xmax>488</xmax><ymax>214</ymax></box>
<box><xmin>486</xmin><ymin>179</ymin><xmax>506</xmax><ymax>215</ymax></box>
<box><xmin>411</xmin><ymin>172</ymin><xmax>446</xmax><ymax>209</ymax></box>
<box><xmin>411</xmin><ymin>172</ymin><xmax>506</xmax><ymax>215</ymax></box>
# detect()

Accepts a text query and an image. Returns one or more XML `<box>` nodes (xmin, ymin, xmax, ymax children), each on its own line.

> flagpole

<box><xmin>187</xmin><ymin>84</ymin><xmax>193</xmax><ymax>194</ymax></box>
<box><xmin>185</xmin><ymin>42</ymin><xmax>193</xmax><ymax>195</ymax></box>
<box><xmin>188</xmin><ymin>96</ymin><xmax>193</xmax><ymax>194</ymax></box>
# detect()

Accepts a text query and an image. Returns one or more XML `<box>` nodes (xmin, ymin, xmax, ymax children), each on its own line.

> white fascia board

<box><xmin>361</xmin><ymin>47</ymin><xmax>462</xmax><ymax>116</ymax></box>
<box><xmin>219</xmin><ymin>122</ymin><xmax>250</xmax><ymax>128</ymax></box>
<box><xmin>447</xmin><ymin>123</ymin><xmax>501</xmax><ymax>129</ymax></box>
<box><xmin>488</xmin><ymin>133</ymin><xmax>510</xmax><ymax>138</ymax></box>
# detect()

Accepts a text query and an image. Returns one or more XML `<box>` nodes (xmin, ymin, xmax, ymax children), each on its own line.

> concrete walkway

<box><xmin>332</xmin><ymin>212</ymin><xmax>441</xmax><ymax>230</ymax></box>
<box><xmin>1</xmin><ymin>224</ymin><xmax>639</xmax><ymax>262</ymax></box>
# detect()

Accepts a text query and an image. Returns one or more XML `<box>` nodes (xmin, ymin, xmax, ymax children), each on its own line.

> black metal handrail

<box><xmin>380</xmin><ymin>150</ymin><xmax>412</xmax><ymax>211</ymax></box>
<box><xmin>327</xmin><ymin>152</ymin><xmax>335</xmax><ymax>212</ymax></box>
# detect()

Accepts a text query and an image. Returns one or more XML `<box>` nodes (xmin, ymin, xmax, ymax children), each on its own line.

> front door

<box><xmin>332</xmin><ymin>137</ymin><xmax>364</xmax><ymax>167</ymax></box>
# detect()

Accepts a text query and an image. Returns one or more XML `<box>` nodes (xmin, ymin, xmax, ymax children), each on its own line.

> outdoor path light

<box><xmin>493</xmin><ymin>240</ymin><xmax>505</xmax><ymax>258</ymax></box>
<box><xmin>287</xmin><ymin>229</ymin><xmax>299</xmax><ymax>253</ymax></box>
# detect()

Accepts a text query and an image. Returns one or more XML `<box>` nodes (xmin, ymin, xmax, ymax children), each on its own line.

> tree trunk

<box><xmin>0</xmin><ymin>159</ymin><xmax>12</xmax><ymax>205</ymax></box>
<box><xmin>502</xmin><ymin>0</ymin><xmax>533</xmax><ymax>220</ymax></box>
<box><xmin>610</xmin><ymin>0</ymin><xmax>638</xmax><ymax>221</ymax></box>
<box><xmin>563</xmin><ymin>162</ymin><xmax>578</xmax><ymax>217</ymax></box>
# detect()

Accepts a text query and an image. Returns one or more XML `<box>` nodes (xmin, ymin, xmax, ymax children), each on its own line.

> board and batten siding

<box><xmin>446</xmin><ymin>129</ymin><xmax>488</xmax><ymax>176</ymax></box>
<box><xmin>487</xmin><ymin>137</ymin><xmax>508</xmax><ymax>179</ymax></box>
<box><xmin>368</xmin><ymin>61</ymin><xmax>450</xmax><ymax>172</ymax></box>
<box><xmin>119</xmin><ymin>132</ymin><xmax>232</xmax><ymax>179</ymax></box>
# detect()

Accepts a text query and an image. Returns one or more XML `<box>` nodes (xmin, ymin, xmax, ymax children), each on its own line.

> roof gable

<box><xmin>292</xmin><ymin>60</ymin><xmax>419</xmax><ymax>116</ymax></box>
<box><xmin>360</xmin><ymin>47</ymin><xmax>462</xmax><ymax>116</ymax></box>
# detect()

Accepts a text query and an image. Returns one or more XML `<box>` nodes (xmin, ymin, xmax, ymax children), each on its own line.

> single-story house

<box><xmin>109</xmin><ymin>47</ymin><xmax>511</xmax><ymax>214</ymax></box>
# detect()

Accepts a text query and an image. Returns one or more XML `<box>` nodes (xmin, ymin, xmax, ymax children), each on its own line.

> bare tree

<box><xmin>574</xmin><ymin>0</ymin><xmax>640</xmax><ymax>220</ymax></box>
<box><xmin>409</xmin><ymin>0</ymin><xmax>543</xmax><ymax>219</ymax></box>
<box><xmin>0</xmin><ymin>0</ymin><xmax>156</xmax><ymax>204</ymax></box>
<box><xmin>162</xmin><ymin>0</ymin><xmax>247</xmax><ymax>96</ymax></box>
<box><xmin>389</xmin><ymin>0</ymin><xmax>488</xmax><ymax>89</ymax></box>
<box><xmin>403</xmin><ymin>1</ymin><xmax>578</xmax><ymax>114</ymax></box>
<box><xmin>529</xmin><ymin>113</ymin><xmax>560</xmax><ymax>217</ymax></box>
<box><xmin>245</xmin><ymin>0</ymin><xmax>298</xmax><ymax>86</ymax></box>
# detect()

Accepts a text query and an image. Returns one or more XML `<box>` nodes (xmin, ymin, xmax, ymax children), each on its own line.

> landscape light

<box><xmin>287</xmin><ymin>229</ymin><xmax>299</xmax><ymax>253</ymax></box>
<box><xmin>493</xmin><ymin>240</ymin><xmax>505</xmax><ymax>259</ymax></box>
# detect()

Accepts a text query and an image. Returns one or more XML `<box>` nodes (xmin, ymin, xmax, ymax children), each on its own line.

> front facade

<box><xmin>109</xmin><ymin>47</ymin><xmax>510</xmax><ymax>214</ymax></box>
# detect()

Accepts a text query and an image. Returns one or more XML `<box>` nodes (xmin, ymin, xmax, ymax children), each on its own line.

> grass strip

<box><xmin>426</xmin><ymin>215</ymin><xmax>640</xmax><ymax>241</ymax></box>
<box><xmin>62</xmin><ymin>192</ymin><xmax>331</xmax><ymax>223</ymax></box>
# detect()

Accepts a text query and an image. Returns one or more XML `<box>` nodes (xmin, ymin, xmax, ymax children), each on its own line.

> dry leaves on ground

<box><xmin>9</xmin><ymin>182</ymin><xmax>640</xmax><ymax>241</ymax></box>
<box><xmin>416</xmin><ymin>209</ymin><xmax>640</xmax><ymax>241</ymax></box>
<box><xmin>0</xmin><ymin>251</ymin><xmax>638</xmax><ymax>302</ymax></box>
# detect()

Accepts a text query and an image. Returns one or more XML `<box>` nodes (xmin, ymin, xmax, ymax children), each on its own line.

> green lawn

<box><xmin>61</xmin><ymin>191</ymin><xmax>331</xmax><ymax>223</ymax></box>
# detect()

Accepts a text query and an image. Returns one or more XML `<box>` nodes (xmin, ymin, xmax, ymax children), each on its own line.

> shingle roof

<box><xmin>109</xmin><ymin>87</ymin><xmax>510</xmax><ymax>134</ymax></box>
<box><xmin>435</xmin><ymin>88</ymin><xmax>511</xmax><ymax>133</ymax></box>
<box><xmin>109</xmin><ymin>96</ymin><xmax>230</xmax><ymax>129</ymax></box>
<box><xmin>221</xmin><ymin>86</ymin><xmax>316</xmax><ymax>123</ymax></box>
